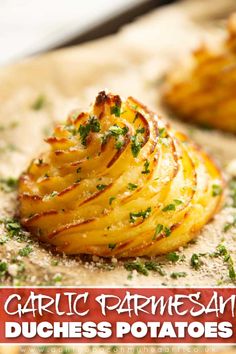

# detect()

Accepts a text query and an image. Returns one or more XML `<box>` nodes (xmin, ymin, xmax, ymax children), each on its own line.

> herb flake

<box><xmin>162</xmin><ymin>204</ymin><xmax>176</xmax><ymax>212</ymax></box>
<box><xmin>96</xmin><ymin>184</ymin><xmax>107</xmax><ymax>191</ymax></box>
<box><xmin>31</xmin><ymin>95</ymin><xmax>46</xmax><ymax>111</ymax></box>
<box><xmin>170</xmin><ymin>272</ymin><xmax>187</xmax><ymax>279</ymax></box>
<box><xmin>110</xmin><ymin>105</ymin><xmax>121</xmax><ymax>117</ymax></box>
<box><xmin>129</xmin><ymin>207</ymin><xmax>152</xmax><ymax>223</ymax></box>
<box><xmin>141</xmin><ymin>160</ymin><xmax>150</xmax><ymax>174</ymax></box>
<box><xmin>212</xmin><ymin>184</ymin><xmax>222</xmax><ymax>197</ymax></box>
<box><xmin>79</xmin><ymin>116</ymin><xmax>100</xmax><ymax>146</ymax></box>
<box><xmin>191</xmin><ymin>253</ymin><xmax>203</xmax><ymax>270</ymax></box>
<box><xmin>128</xmin><ymin>183</ymin><xmax>138</xmax><ymax>191</ymax></box>
<box><xmin>0</xmin><ymin>177</ymin><xmax>18</xmax><ymax>193</ymax></box>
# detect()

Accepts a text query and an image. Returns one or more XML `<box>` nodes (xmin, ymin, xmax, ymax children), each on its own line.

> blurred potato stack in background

<box><xmin>163</xmin><ymin>13</ymin><xmax>236</xmax><ymax>134</ymax></box>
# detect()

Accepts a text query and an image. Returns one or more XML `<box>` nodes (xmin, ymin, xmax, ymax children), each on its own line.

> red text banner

<box><xmin>0</xmin><ymin>287</ymin><xmax>235</xmax><ymax>344</ymax></box>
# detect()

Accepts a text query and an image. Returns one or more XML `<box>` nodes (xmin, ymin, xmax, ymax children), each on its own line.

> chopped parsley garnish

<box><xmin>109</xmin><ymin>196</ymin><xmax>116</xmax><ymax>205</ymax></box>
<box><xmin>128</xmin><ymin>183</ymin><xmax>138</xmax><ymax>191</ymax></box>
<box><xmin>211</xmin><ymin>244</ymin><xmax>235</xmax><ymax>283</ymax></box>
<box><xmin>129</xmin><ymin>207</ymin><xmax>152</xmax><ymax>223</ymax></box>
<box><xmin>141</xmin><ymin>160</ymin><xmax>150</xmax><ymax>174</ymax></box>
<box><xmin>76</xmin><ymin>167</ymin><xmax>81</xmax><ymax>173</ymax></box>
<box><xmin>211</xmin><ymin>244</ymin><xmax>227</xmax><ymax>257</ymax></box>
<box><xmin>102</xmin><ymin>124</ymin><xmax>128</xmax><ymax>150</ymax></box>
<box><xmin>0</xmin><ymin>177</ymin><xmax>18</xmax><ymax>193</ymax></box>
<box><xmin>88</xmin><ymin>116</ymin><xmax>100</xmax><ymax>132</ymax></box>
<box><xmin>166</xmin><ymin>252</ymin><xmax>180</xmax><ymax>263</ymax></box>
<box><xmin>162</xmin><ymin>203</ymin><xmax>176</xmax><ymax>212</ymax></box>
<box><xmin>53</xmin><ymin>274</ymin><xmax>63</xmax><ymax>283</ymax></box>
<box><xmin>115</xmin><ymin>141</ymin><xmax>124</xmax><ymax>150</ymax></box>
<box><xmin>1</xmin><ymin>218</ymin><xmax>26</xmax><ymax>242</ymax></box>
<box><xmin>153</xmin><ymin>224</ymin><xmax>163</xmax><ymax>239</ymax></box>
<box><xmin>173</xmin><ymin>199</ymin><xmax>183</xmax><ymax>205</ymax></box>
<box><xmin>153</xmin><ymin>224</ymin><xmax>171</xmax><ymax>240</ymax></box>
<box><xmin>124</xmin><ymin>260</ymin><xmax>165</xmax><ymax>277</ymax></box>
<box><xmin>164</xmin><ymin>227</ymin><xmax>171</xmax><ymax>236</ymax></box>
<box><xmin>131</xmin><ymin>136</ymin><xmax>142</xmax><ymax>157</ymax></box>
<box><xmin>19</xmin><ymin>245</ymin><xmax>33</xmax><ymax>257</ymax></box>
<box><xmin>170</xmin><ymin>272</ymin><xmax>187</xmax><ymax>279</ymax></box>
<box><xmin>162</xmin><ymin>198</ymin><xmax>183</xmax><ymax>212</ymax></box>
<box><xmin>109</xmin><ymin>125</ymin><xmax>128</xmax><ymax>137</ymax></box>
<box><xmin>31</xmin><ymin>95</ymin><xmax>47</xmax><ymax>111</ymax></box>
<box><xmin>5</xmin><ymin>221</ymin><xmax>21</xmax><ymax>235</ymax></box>
<box><xmin>0</xmin><ymin>262</ymin><xmax>8</xmax><ymax>277</ymax></box>
<box><xmin>228</xmin><ymin>257</ymin><xmax>236</xmax><ymax>282</ymax></box>
<box><xmin>191</xmin><ymin>253</ymin><xmax>203</xmax><ymax>270</ymax></box>
<box><xmin>110</xmin><ymin>105</ymin><xmax>121</xmax><ymax>117</ymax></box>
<box><xmin>108</xmin><ymin>243</ymin><xmax>116</xmax><ymax>250</ymax></box>
<box><xmin>79</xmin><ymin>124</ymin><xmax>92</xmax><ymax>144</ymax></box>
<box><xmin>106</xmin><ymin>124</ymin><xmax>128</xmax><ymax>150</ymax></box>
<box><xmin>124</xmin><ymin>260</ymin><xmax>148</xmax><ymax>276</ymax></box>
<box><xmin>96</xmin><ymin>184</ymin><xmax>107</xmax><ymax>191</ymax></box>
<box><xmin>158</xmin><ymin>128</ymin><xmax>166</xmax><ymax>138</ymax></box>
<box><xmin>158</xmin><ymin>127</ymin><xmax>170</xmax><ymax>146</ymax></box>
<box><xmin>212</xmin><ymin>184</ymin><xmax>222</xmax><ymax>197</ymax></box>
<box><xmin>131</xmin><ymin>128</ymin><xmax>145</xmax><ymax>158</ymax></box>
<box><xmin>159</xmin><ymin>129</ymin><xmax>169</xmax><ymax>146</ymax></box>
<box><xmin>136</xmin><ymin>127</ymin><xmax>145</xmax><ymax>134</ymax></box>
<box><xmin>79</xmin><ymin>116</ymin><xmax>100</xmax><ymax>145</ymax></box>
<box><xmin>144</xmin><ymin>261</ymin><xmax>166</xmax><ymax>276</ymax></box>
<box><xmin>131</xmin><ymin>104</ymin><xmax>138</xmax><ymax>111</ymax></box>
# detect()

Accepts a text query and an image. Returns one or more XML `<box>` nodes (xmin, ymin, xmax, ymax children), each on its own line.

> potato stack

<box><xmin>163</xmin><ymin>14</ymin><xmax>236</xmax><ymax>134</ymax></box>
<box><xmin>18</xmin><ymin>91</ymin><xmax>223</xmax><ymax>257</ymax></box>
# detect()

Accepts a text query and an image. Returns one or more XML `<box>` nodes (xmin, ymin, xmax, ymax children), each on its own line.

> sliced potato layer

<box><xmin>163</xmin><ymin>14</ymin><xmax>236</xmax><ymax>134</ymax></box>
<box><xmin>18</xmin><ymin>91</ymin><xmax>223</xmax><ymax>257</ymax></box>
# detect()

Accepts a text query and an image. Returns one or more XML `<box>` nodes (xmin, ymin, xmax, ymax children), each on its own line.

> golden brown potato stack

<box><xmin>18</xmin><ymin>91</ymin><xmax>223</xmax><ymax>257</ymax></box>
<box><xmin>163</xmin><ymin>13</ymin><xmax>236</xmax><ymax>133</ymax></box>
